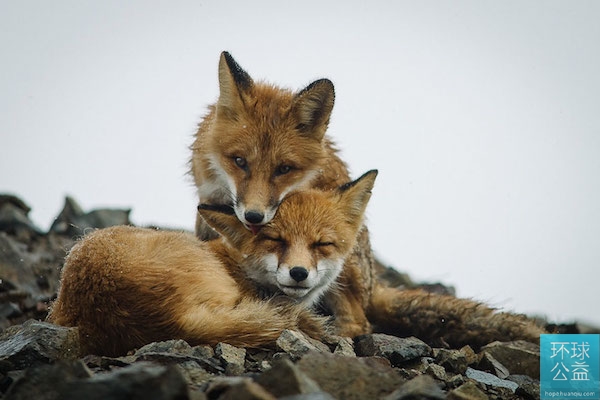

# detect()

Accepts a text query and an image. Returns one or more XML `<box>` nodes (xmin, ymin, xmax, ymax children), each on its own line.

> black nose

<box><xmin>244</xmin><ymin>210</ymin><xmax>264</xmax><ymax>224</ymax></box>
<box><xmin>289</xmin><ymin>266</ymin><xmax>309</xmax><ymax>282</ymax></box>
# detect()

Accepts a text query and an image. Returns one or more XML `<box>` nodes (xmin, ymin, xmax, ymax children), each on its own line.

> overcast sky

<box><xmin>2</xmin><ymin>1</ymin><xmax>599</xmax><ymax>326</ymax></box>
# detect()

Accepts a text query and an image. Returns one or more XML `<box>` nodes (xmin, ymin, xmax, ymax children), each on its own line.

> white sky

<box><xmin>2</xmin><ymin>1</ymin><xmax>599</xmax><ymax>326</ymax></box>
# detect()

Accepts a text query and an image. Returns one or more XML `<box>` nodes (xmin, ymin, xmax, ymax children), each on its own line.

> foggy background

<box><xmin>2</xmin><ymin>1</ymin><xmax>599</xmax><ymax>326</ymax></box>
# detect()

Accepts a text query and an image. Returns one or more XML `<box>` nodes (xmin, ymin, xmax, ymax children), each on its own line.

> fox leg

<box><xmin>367</xmin><ymin>286</ymin><xmax>545</xmax><ymax>350</ymax></box>
<box><xmin>178</xmin><ymin>298</ymin><xmax>328</xmax><ymax>348</ymax></box>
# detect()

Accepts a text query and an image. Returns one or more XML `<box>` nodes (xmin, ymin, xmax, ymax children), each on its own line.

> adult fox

<box><xmin>49</xmin><ymin>171</ymin><xmax>543</xmax><ymax>356</ymax></box>
<box><xmin>190</xmin><ymin>51</ymin><xmax>375</xmax><ymax>337</ymax></box>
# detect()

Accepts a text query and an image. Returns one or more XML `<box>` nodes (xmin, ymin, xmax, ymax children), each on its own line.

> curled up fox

<box><xmin>49</xmin><ymin>52</ymin><xmax>545</xmax><ymax>356</ymax></box>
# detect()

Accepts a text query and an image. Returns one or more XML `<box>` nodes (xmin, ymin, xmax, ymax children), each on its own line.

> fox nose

<box><xmin>244</xmin><ymin>210</ymin><xmax>264</xmax><ymax>224</ymax></box>
<box><xmin>289</xmin><ymin>266</ymin><xmax>309</xmax><ymax>282</ymax></box>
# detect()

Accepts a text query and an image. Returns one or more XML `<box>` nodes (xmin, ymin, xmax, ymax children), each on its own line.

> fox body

<box><xmin>49</xmin><ymin>172</ymin><xmax>377</xmax><ymax>356</ymax></box>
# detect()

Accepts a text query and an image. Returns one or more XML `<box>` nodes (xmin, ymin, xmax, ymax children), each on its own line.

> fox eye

<box><xmin>233</xmin><ymin>157</ymin><xmax>247</xmax><ymax>170</ymax></box>
<box><xmin>314</xmin><ymin>241</ymin><xmax>335</xmax><ymax>248</ymax></box>
<box><xmin>275</xmin><ymin>164</ymin><xmax>293</xmax><ymax>176</ymax></box>
<box><xmin>263</xmin><ymin>235</ymin><xmax>285</xmax><ymax>244</ymax></box>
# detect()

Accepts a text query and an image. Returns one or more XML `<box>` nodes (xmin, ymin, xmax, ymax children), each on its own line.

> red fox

<box><xmin>190</xmin><ymin>51</ymin><xmax>349</xmax><ymax>239</ymax></box>
<box><xmin>48</xmin><ymin>171</ymin><xmax>377</xmax><ymax>356</ymax></box>
<box><xmin>49</xmin><ymin>171</ymin><xmax>543</xmax><ymax>356</ymax></box>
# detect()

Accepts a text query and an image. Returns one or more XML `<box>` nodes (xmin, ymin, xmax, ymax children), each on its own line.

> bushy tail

<box><xmin>178</xmin><ymin>298</ymin><xmax>328</xmax><ymax>348</ymax></box>
<box><xmin>367</xmin><ymin>285</ymin><xmax>545</xmax><ymax>350</ymax></box>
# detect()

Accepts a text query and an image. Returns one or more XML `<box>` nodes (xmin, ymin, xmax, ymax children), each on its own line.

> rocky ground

<box><xmin>0</xmin><ymin>193</ymin><xmax>596</xmax><ymax>399</ymax></box>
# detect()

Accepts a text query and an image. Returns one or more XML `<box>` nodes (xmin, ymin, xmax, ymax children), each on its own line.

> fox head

<box><xmin>198</xmin><ymin>170</ymin><xmax>377</xmax><ymax>307</ymax></box>
<box><xmin>204</xmin><ymin>51</ymin><xmax>336</xmax><ymax>231</ymax></box>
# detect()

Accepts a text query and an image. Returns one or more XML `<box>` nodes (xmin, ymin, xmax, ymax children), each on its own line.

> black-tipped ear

<box><xmin>217</xmin><ymin>51</ymin><xmax>254</xmax><ymax>118</ymax></box>
<box><xmin>291</xmin><ymin>79</ymin><xmax>335</xmax><ymax>140</ymax></box>
<box><xmin>337</xmin><ymin>170</ymin><xmax>378</xmax><ymax>223</ymax></box>
<box><xmin>197</xmin><ymin>204</ymin><xmax>251</xmax><ymax>248</ymax></box>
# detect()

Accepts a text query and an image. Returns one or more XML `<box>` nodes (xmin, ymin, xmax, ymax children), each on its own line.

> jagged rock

<box><xmin>506</xmin><ymin>374</ymin><xmax>540</xmax><ymax>400</ymax></box>
<box><xmin>382</xmin><ymin>374</ymin><xmax>445</xmax><ymax>400</ymax></box>
<box><xmin>276</xmin><ymin>329</ymin><xmax>330</xmax><ymax>360</ymax></box>
<box><xmin>0</xmin><ymin>195</ymin><xmax>43</xmax><ymax>241</ymax></box>
<box><xmin>460</xmin><ymin>345</ymin><xmax>478</xmax><ymax>365</ymax></box>
<box><xmin>447</xmin><ymin>380</ymin><xmax>488</xmax><ymax>400</ymax></box>
<box><xmin>3</xmin><ymin>360</ymin><xmax>92</xmax><ymax>400</ymax></box>
<box><xmin>425</xmin><ymin>362</ymin><xmax>448</xmax><ymax>382</ymax></box>
<box><xmin>131</xmin><ymin>340</ymin><xmax>223</xmax><ymax>374</ymax></box>
<box><xmin>355</xmin><ymin>334</ymin><xmax>432</xmax><ymax>366</ymax></box>
<box><xmin>480</xmin><ymin>341</ymin><xmax>540</xmax><ymax>378</ymax></box>
<box><xmin>435</xmin><ymin>348</ymin><xmax>469</xmax><ymax>374</ymax></box>
<box><xmin>215</xmin><ymin>342</ymin><xmax>246</xmax><ymax>375</ymax></box>
<box><xmin>296</xmin><ymin>351</ymin><xmax>406</xmax><ymax>400</ymax></box>
<box><xmin>207</xmin><ymin>376</ymin><xmax>273</xmax><ymax>400</ymax></box>
<box><xmin>465</xmin><ymin>367</ymin><xmax>518</xmax><ymax>392</ymax></box>
<box><xmin>49</xmin><ymin>196</ymin><xmax>131</xmax><ymax>237</ymax></box>
<box><xmin>60</xmin><ymin>361</ymin><xmax>189</xmax><ymax>400</ymax></box>
<box><xmin>477</xmin><ymin>351</ymin><xmax>510</xmax><ymax>379</ymax></box>
<box><xmin>256</xmin><ymin>358</ymin><xmax>321</xmax><ymax>397</ymax></box>
<box><xmin>0</xmin><ymin>320</ymin><xmax>79</xmax><ymax>370</ymax></box>
<box><xmin>330</xmin><ymin>336</ymin><xmax>356</xmax><ymax>357</ymax></box>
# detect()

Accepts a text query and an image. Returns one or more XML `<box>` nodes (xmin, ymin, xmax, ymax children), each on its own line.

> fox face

<box><xmin>199</xmin><ymin>170</ymin><xmax>377</xmax><ymax>307</ymax></box>
<box><xmin>192</xmin><ymin>52</ymin><xmax>335</xmax><ymax>232</ymax></box>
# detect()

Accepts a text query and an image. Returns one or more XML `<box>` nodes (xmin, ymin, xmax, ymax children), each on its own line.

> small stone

<box><xmin>0</xmin><ymin>320</ymin><xmax>80</xmax><ymax>369</ymax></box>
<box><xmin>64</xmin><ymin>361</ymin><xmax>189</xmax><ymax>399</ymax></box>
<box><xmin>447</xmin><ymin>380</ymin><xmax>488</xmax><ymax>400</ymax></box>
<box><xmin>425</xmin><ymin>362</ymin><xmax>448</xmax><ymax>382</ymax></box>
<box><xmin>480</xmin><ymin>340</ymin><xmax>540</xmax><ymax>378</ymax></box>
<box><xmin>459</xmin><ymin>345</ymin><xmax>478</xmax><ymax>366</ymax></box>
<box><xmin>297</xmin><ymin>351</ymin><xmax>406</xmax><ymax>400</ymax></box>
<box><xmin>477</xmin><ymin>352</ymin><xmax>510</xmax><ymax>379</ymax></box>
<box><xmin>465</xmin><ymin>367</ymin><xmax>518</xmax><ymax>392</ymax></box>
<box><xmin>331</xmin><ymin>337</ymin><xmax>356</xmax><ymax>357</ymax></box>
<box><xmin>354</xmin><ymin>334</ymin><xmax>432</xmax><ymax>366</ymax></box>
<box><xmin>256</xmin><ymin>358</ymin><xmax>321</xmax><ymax>397</ymax></box>
<box><xmin>276</xmin><ymin>330</ymin><xmax>329</xmax><ymax>360</ymax></box>
<box><xmin>435</xmin><ymin>348</ymin><xmax>468</xmax><ymax>374</ymax></box>
<box><xmin>382</xmin><ymin>374</ymin><xmax>445</xmax><ymax>400</ymax></box>
<box><xmin>215</xmin><ymin>342</ymin><xmax>246</xmax><ymax>375</ymax></box>
<box><xmin>507</xmin><ymin>374</ymin><xmax>540</xmax><ymax>400</ymax></box>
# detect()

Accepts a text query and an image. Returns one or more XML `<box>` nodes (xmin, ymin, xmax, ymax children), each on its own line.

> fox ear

<box><xmin>217</xmin><ymin>51</ymin><xmax>254</xmax><ymax>118</ymax></box>
<box><xmin>197</xmin><ymin>204</ymin><xmax>251</xmax><ymax>248</ymax></box>
<box><xmin>291</xmin><ymin>79</ymin><xmax>335</xmax><ymax>141</ymax></box>
<box><xmin>337</xmin><ymin>170</ymin><xmax>378</xmax><ymax>224</ymax></box>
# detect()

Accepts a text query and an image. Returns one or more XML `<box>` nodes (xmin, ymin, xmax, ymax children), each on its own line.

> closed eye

<box><xmin>260</xmin><ymin>234</ymin><xmax>286</xmax><ymax>244</ymax></box>
<box><xmin>313</xmin><ymin>241</ymin><xmax>335</xmax><ymax>248</ymax></box>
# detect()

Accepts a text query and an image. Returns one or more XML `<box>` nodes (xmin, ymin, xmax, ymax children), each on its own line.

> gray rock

<box><xmin>0</xmin><ymin>195</ymin><xmax>43</xmax><ymax>240</ymax></box>
<box><xmin>507</xmin><ymin>374</ymin><xmax>540</xmax><ymax>400</ymax></box>
<box><xmin>131</xmin><ymin>340</ymin><xmax>223</xmax><ymax>374</ymax></box>
<box><xmin>297</xmin><ymin>351</ymin><xmax>406</xmax><ymax>400</ymax></box>
<box><xmin>435</xmin><ymin>348</ymin><xmax>468</xmax><ymax>374</ymax></box>
<box><xmin>256</xmin><ymin>358</ymin><xmax>321</xmax><ymax>398</ymax></box>
<box><xmin>0</xmin><ymin>320</ymin><xmax>80</xmax><ymax>369</ymax></box>
<box><xmin>480</xmin><ymin>340</ymin><xmax>540</xmax><ymax>378</ymax></box>
<box><xmin>215</xmin><ymin>342</ymin><xmax>246</xmax><ymax>375</ymax></box>
<box><xmin>477</xmin><ymin>351</ymin><xmax>510</xmax><ymax>379</ymax></box>
<box><xmin>3</xmin><ymin>360</ymin><xmax>92</xmax><ymax>400</ymax></box>
<box><xmin>61</xmin><ymin>361</ymin><xmax>189</xmax><ymax>400</ymax></box>
<box><xmin>465</xmin><ymin>367</ymin><xmax>518</xmax><ymax>392</ymax></box>
<box><xmin>447</xmin><ymin>380</ymin><xmax>488</xmax><ymax>400</ymax></box>
<box><xmin>383</xmin><ymin>374</ymin><xmax>446</xmax><ymax>400</ymax></box>
<box><xmin>276</xmin><ymin>330</ymin><xmax>330</xmax><ymax>360</ymax></box>
<box><xmin>49</xmin><ymin>196</ymin><xmax>131</xmax><ymax>237</ymax></box>
<box><xmin>355</xmin><ymin>334</ymin><xmax>432</xmax><ymax>366</ymax></box>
